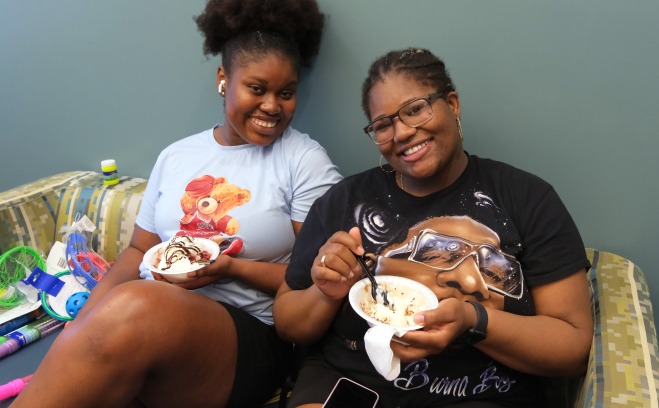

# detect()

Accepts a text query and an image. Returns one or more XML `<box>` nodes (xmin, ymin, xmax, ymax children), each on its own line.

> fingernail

<box><xmin>413</xmin><ymin>314</ymin><xmax>425</xmax><ymax>324</ymax></box>
<box><xmin>349</xmin><ymin>271</ymin><xmax>354</xmax><ymax>279</ymax></box>
<box><xmin>340</xmin><ymin>276</ymin><xmax>347</xmax><ymax>282</ymax></box>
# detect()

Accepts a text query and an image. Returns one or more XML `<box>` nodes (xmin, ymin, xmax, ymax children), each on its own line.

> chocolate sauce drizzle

<box><xmin>160</xmin><ymin>235</ymin><xmax>204</xmax><ymax>271</ymax></box>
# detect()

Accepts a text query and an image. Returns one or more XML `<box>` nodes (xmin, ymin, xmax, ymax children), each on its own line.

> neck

<box><xmin>213</xmin><ymin>125</ymin><xmax>227</xmax><ymax>146</ymax></box>
<box><xmin>214</xmin><ymin>124</ymin><xmax>239</xmax><ymax>146</ymax></box>
<box><xmin>397</xmin><ymin>152</ymin><xmax>469</xmax><ymax>196</ymax></box>
<box><xmin>398</xmin><ymin>172</ymin><xmax>407</xmax><ymax>192</ymax></box>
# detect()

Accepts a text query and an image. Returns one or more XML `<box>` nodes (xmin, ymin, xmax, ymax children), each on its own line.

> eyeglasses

<box><xmin>363</xmin><ymin>92</ymin><xmax>444</xmax><ymax>145</ymax></box>
<box><xmin>384</xmin><ymin>229</ymin><xmax>524</xmax><ymax>299</ymax></box>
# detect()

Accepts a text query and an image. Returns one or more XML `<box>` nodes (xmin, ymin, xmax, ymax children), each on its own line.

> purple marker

<box><xmin>0</xmin><ymin>316</ymin><xmax>64</xmax><ymax>360</ymax></box>
<box><xmin>0</xmin><ymin>338</ymin><xmax>20</xmax><ymax>359</ymax></box>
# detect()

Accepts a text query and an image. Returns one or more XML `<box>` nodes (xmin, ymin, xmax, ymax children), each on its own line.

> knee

<box><xmin>82</xmin><ymin>280</ymin><xmax>177</xmax><ymax>332</ymax></box>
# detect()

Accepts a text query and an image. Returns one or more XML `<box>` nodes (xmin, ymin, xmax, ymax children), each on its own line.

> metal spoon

<box><xmin>356</xmin><ymin>255</ymin><xmax>390</xmax><ymax>306</ymax></box>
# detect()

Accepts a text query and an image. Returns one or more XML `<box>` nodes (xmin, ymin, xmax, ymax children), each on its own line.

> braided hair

<box><xmin>195</xmin><ymin>0</ymin><xmax>325</xmax><ymax>75</ymax></box>
<box><xmin>361</xmin><ymin>48</ymin><xmax>456</xmax><ymax>119</ymax></box>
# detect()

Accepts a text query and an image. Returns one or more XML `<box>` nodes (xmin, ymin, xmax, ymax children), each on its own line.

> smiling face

<box><xmin>367</xmin><ymin>73</ymin><xmax>467</xmax><ymax>195</ymax></box>
<box><xmin>215</xmin><ymin>51</ymin><xmax>298</xmax><ymax>146</ymax></box>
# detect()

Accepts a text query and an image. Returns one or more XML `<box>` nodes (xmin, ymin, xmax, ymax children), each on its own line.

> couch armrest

<box><xmin>0</xmin><ymin>171</ymin><xmax>96</xmax><ymax>257</ymax></box>
<box><xmin>576</xmin><ymin>249</ymin><xmax>659</xmax><ymax>407</ymax></box>
<box><xmin>53</xmin><ymin>172</ymin><xmax>147</xmax><ymax>262</ymax></box>
<box><xmin>0</xmin><ymin>171</ymin><xmax>147</xmax><ymax>263</ymax></box>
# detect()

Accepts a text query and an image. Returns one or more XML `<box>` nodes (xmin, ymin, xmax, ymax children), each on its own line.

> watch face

<box><xmin>464</xmin><ymin>328</ymin><xmax>486</xmax><ymax>345</ymax></box>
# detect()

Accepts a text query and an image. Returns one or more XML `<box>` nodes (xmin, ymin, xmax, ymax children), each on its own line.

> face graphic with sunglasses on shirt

<box><xmin>374</xmin><ymin>216</ymin><xmax>523</xmax><ymax>311</ymax></box>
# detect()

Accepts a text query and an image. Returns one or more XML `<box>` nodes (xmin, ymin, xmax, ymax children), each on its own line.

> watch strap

<box><xmin>455</xmin><ymin>300</ymin><xmax>488</xmax><ymax>345</ymax></box>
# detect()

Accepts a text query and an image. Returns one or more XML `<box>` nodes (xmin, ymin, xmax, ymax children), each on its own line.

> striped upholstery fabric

<box><xmin>575</xmin><ymin>249</ymin><xmax>659</xmax><ymax>407</ymax></box>
<box><xmin>53</xmin><ymin>172</ymin><xmax>146</xmax><ymax>262</ymax></box>
<box><xmin>0</xmin><ymin>171</ymin><xmax>146</xmax><ymax>262</ymax></box>
<box><xmin>0</xmin><ymin>171</ymin><xmax>91</xmax><ymax>258</ymax></box>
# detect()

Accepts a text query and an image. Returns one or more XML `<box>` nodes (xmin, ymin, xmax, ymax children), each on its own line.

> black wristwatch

<box><xmin>455</xmin><ymin>300</ymin><xmax>488</xmax><ymax>345</ymax></box>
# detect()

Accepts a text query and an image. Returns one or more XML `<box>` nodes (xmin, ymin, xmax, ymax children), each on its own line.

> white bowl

<box><xmin>349</xmin><ymin>275</ymin><xmax>438</xmax><ymax>331</ymax></box>
<box><xmin>143</xmin><ymin>237</ymin><xmax>220</xmax><ymax>283</ymax></box>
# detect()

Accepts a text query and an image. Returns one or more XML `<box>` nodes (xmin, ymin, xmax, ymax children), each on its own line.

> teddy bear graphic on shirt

<box><xmin>178</xmin><ymin>174</ymin><xmax>251</xmax><ymax>256</ymax></box>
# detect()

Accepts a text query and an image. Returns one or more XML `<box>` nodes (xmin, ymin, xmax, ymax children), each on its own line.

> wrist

<box><xmin>211</xmin><ymin>254</ymin><xmax>233</xmax><ymax>282</ymax></box>
<box><xmin>311</xmin><ymin>282</ymin><xmax>346</xmax><ymax>304</ymax></box>
<box><xmin>219</xmin><ymin>255</ymin><xmax>235</xmax><ymax>278</ymax></box>
<box><xmin>455</xmin><ymin>300</ymin><xmax>488</xmax><ymax>345</ymax></box>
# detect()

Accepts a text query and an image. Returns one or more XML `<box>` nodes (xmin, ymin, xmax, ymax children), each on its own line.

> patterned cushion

<box><xmin>576</xmin><ymin>249</ymin><xmax>659</xmax><ymax>407</ymax></box>
<box><xmin>0</xmin><ymin>171</ymin><xmax>147</xmax><ymax>262</ymax></box>
<box><xmin>0</xmin><ymin>172</ymin><xmax>93</xmax><ymax>258</ymax></box>
<box><xmin>53</xmin><ymin>172</ymin><xmax>146</xmax><ymax>262</ymax></box>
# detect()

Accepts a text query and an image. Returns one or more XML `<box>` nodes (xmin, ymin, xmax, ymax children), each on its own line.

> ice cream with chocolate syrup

<box><xmin>154</xmin><ymin>235</ymin><xmax>212</xmax><ymax>271</ymax></box>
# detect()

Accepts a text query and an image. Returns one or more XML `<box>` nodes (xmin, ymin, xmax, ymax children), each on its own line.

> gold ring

<box><xmin>320</xmin><ymin>254</ymin><xmax>326</xmax><ymax>268</ymax></box>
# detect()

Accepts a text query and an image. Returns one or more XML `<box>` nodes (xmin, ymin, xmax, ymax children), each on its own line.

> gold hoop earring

<box><xmin>379</xmin><ymin>155</ymin><xmax>395</xmax><ymax>173</ymax></box>
<box><xmin>456</xmin><ymin>116</ymin><xmax>464</xmax><ymax>141</ymax></box>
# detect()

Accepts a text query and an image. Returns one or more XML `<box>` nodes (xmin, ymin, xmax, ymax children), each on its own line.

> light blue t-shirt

<box><xmin>137</xmin><ymin>125</ymin><xmax>342</xmax><ymax>324</ymax></box>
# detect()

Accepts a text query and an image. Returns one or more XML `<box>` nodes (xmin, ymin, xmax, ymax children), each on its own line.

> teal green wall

<box><xmin>2</xmin><ymin>1</ymin><xmax>658</xmax><ymax>324</ymax></box>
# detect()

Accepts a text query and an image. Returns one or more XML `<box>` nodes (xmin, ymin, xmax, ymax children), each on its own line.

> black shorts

<box><xmin>221</xmin><ymin>302</ymin><xmax>294</xmax><ymax>408</ymax></box>
<box><xmin>287</xmin><ymin>355</ymin><xmax>342</xmax><ymax>407</ymax></box>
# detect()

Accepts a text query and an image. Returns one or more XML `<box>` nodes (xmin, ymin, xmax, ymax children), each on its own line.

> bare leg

<box><xmin>11</xmin><ymin>280</ymin><xmax>237</xmax><ymax>408</ymax></box>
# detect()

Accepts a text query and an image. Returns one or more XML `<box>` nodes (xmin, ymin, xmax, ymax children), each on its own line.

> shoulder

<box><xmin>149</xmin><ymin>128</ymin><xmax>214</xmax><ymax>173</ymax></box>
<box><xmin>274</xmin><ymin>126</ymin><xmax>326</xmax><ymax>155</ymax></box>
<box><xmin>272</xmin><ymin>127</ymin><xmax>339</xmax><ymax>177</ymax></box>
<box><xmin>318</xmin><ymin>168</ymin><xmax>383</xmax><ymax>200</ymax></box>
<box><xmin>470</xmin><ymin>154</ymin><xmax>553</xmax><ymax>192</ymax></box>
<box><xmin>472</xmin><ymin>155</ymin><xmax>544</xmax><ymax>180</ymax></box>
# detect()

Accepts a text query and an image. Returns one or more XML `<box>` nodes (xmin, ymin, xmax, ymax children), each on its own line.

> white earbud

<box><xmin>218</xmin><ymin>80</ymin><xmax>225</xmax><ymax>96</ymax></box>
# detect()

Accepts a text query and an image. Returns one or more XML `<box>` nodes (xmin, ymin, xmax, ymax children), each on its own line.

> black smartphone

<box><xmin>322</xmin><ymin>377</ymin><xmax>379</xmax><ymax>408</ymax></box>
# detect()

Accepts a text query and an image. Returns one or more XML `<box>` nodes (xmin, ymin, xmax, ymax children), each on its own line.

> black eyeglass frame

<box><xmin>363</xmin><ymin>91</ymin><xmax>445</xmax><ymax>145</ymax></box>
